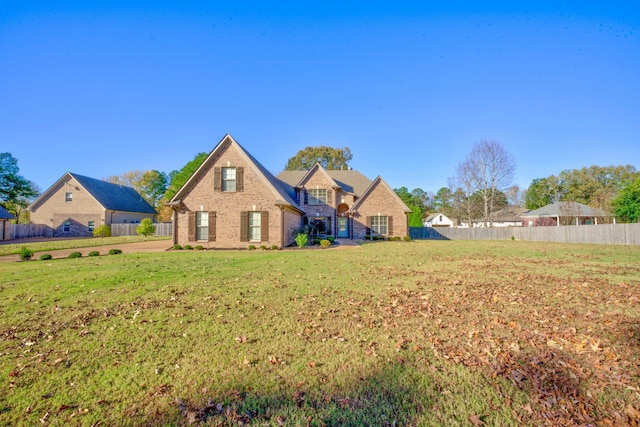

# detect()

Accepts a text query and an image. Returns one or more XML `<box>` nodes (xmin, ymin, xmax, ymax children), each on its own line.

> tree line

<box><xmin>2</xmin><ymin>144</ymin><xmax>639</xmax><ymax>226</ymax></box>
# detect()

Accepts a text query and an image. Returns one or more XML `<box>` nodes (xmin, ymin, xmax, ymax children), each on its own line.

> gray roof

<box><xmin>0</xmin><ymin>205</ymin><xmax>15</xmax><ymax>219</ymax></box>
<box><xmin>276</xmin><ymin>169</ymin><xmax>372</xmax><ymax>196</ymax></box>
<box><xmin>71</xmin><ymin>173</ymin><xmax>157</xmax><ymax>214</ymax></box>
<box><xmin>521</xmin><ymin>201</ymin><xmax>608</xmax><ymax>218</ymax></box>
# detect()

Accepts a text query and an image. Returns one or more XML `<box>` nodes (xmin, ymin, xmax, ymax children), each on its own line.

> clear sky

<box><xmin>1</xmin><ymin>2</ymin><xmax>639</xmax><ymax>198</ymax></box>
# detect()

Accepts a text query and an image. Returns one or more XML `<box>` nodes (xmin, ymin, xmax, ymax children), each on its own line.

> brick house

<box><xmin>0</xmin><ymin>205</ymin><xmax>15</xmax><ymax>241</ymax></box>
<box><xmin>169</xmin><ymin>134</ymin><xmax>411</xmax><ymax>248</ymax></box>
<box><xmin>29</xmin><ymin>173</ymin><xmax>157</xmax><ymax>237</ymax></box>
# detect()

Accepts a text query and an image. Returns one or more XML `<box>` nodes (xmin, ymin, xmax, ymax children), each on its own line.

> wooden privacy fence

<box><xmin>111</xmin><ymin>223</ymin><xmax>172</xmax><ymax>237</ymax></box>
<box><xmin>11</xmin><ymin>224</ymin><xmax>50</xmax><ymax>239</ymax></box>
<box><xmin>410</xmin><ymin>223</ymin><xmax>640</xmax><ymax>245</ymax></box>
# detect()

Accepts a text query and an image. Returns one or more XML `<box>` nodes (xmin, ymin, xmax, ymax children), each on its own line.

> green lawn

<box><xmin>1</xmin><ymin>240</ymin><xmax>638</xmax><ymax>426</ymax></box>
<box><xmin>0</xmin><ymin>235</ymin><xmax>170</xmax><ymax>256</ymax></box>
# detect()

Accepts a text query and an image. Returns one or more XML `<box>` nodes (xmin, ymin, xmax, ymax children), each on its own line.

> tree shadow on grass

<box><xmin>172</xmin><ymin>360</ymin><xmax>427</xmax><ymax>426</ymax></box>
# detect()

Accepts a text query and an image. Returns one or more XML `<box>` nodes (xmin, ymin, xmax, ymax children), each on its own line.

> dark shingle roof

<box><xmin>276</xmin><ymin>169</ymin><xmax>372</xmax><ymax>196</ymax></box>
<box><xmin>71</xmin><ymin>173</ymin><xmax>157</xmax><ymax>214</ymax></box>
<box><xmin>0</xmin><ymin>205</ymin><xmax>15</xmax><ymax>219</ymax></box>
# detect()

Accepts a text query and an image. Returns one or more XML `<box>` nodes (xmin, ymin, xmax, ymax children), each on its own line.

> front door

<box><xmin>337</xmin><ymin>217</ymin><xmax>349</xmax><ymax>238</ymax></box>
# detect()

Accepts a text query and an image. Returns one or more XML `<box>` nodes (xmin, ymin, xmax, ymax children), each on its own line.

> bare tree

<box><xmin>454</xmin><ymin>140</ymin><xmax>516</xmax><ymax>227</ymax></box>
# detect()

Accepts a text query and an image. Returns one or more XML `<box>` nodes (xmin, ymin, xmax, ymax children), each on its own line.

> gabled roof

<box><xmin>276</xmin><ymin>168</ymin><xmax>373</xmax><ymax>196</ymax></box>
<box><xmin>29</xmin><ymin>173</ymin><xmax>157</xmax><ymax>214</ymax></box>
<box><xmin>170</xmin><ymin>134</ymin><xmax>302</xmax><ymax>212</ymax></box>
<box><xmin>0</xmin><ymin>205</ymin><xmax>15</xmax><ymax>219</ymax></box>
<box><xmin>424</xmin><ymin>212</ymin><xmax>453</xmax><ymax>223</ymax></box>
<box><xmin>471</xmin><ymin>206</ymin><xmax>529</xmax><ymax>222</ymax></box>
<box><xmin>521</xmin><ymin>201</ymin><xmax>608</xmax><ymax>218</ymax></box>
<box><xmin>348</xmin><ymin>176</ymin><xmax>412</xmax><ymax>213</ymax></box>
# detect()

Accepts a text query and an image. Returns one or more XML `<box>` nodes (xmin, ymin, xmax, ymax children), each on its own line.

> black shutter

<box><xmin>208</xmin><ymin>212</ymin><xmax>216</xmax><ymax>242</ymax></box>
<box><xmin>188</xmin><ymin>212</ymin><xmax>196</xmax><ymax>242</ymax></box>
<box><xmin>261</xmin><ymin>211</ymin><xmax>269</xmax><ymax>242</ymax></box>
<box><xmin>240</xmin><ymin>211</ymin><xmax>248</xmax><ymax>242</ymax></box>
<box><xmin>304</xmin><ymin>191</ymin><xmax>308</xmax><ymax>205</ymax></box>
<box><xmin>387</xmin><ymin>216</ymin><xmax>393</xmax><ymax>236</ymax></box>
<box><xmin>236</xmin><ymin>167</ymin><xmax>244</xmax><ymax>192</ymax></box>
<box><xmin>366</xmin><ymin>216</ymin><xmax>371</xmax><ymax>236</ymax></box>
<box><xmin>326</xmin><ymin>189</ymin><xmax>332</xmax><ymax>205</ymax></box>
<box><xmin>214</xmin><ymin>167</ymin><xmax>222</xmax><ymax>192</ymax></box>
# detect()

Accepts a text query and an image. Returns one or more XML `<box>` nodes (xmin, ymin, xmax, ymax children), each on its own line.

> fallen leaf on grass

<box><xmin>468</xmin><ymin>413</ymin><xmax>485</xmax><ymax>426</ymax></box>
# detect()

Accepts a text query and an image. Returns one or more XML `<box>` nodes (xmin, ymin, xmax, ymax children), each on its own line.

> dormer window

<box><xmin>65</xmin><ymin>192</ymin><xmax>73</xmax><ymax>203</ymax></box>
<box><xmin>308</xmin><ymin>189</ymin><xmax>327</xmax><ymax>205</ymax></box>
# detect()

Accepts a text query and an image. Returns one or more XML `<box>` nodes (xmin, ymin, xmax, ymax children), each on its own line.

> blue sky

<box><xmin>1</xmin><ymin>2</ymin><xmax>639</xmax><ymax>198</ymax></box>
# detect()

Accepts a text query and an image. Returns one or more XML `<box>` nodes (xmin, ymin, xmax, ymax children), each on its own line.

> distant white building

<box><xmin>423</xmin><ymin>212</ymin><xmax>455</xmax><ymax>227</ymax></box>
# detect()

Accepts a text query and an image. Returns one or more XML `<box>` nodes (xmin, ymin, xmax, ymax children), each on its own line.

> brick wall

<box><xmin>175</xmin><ymin>141</ymin><xmax>302</xmax><ymax>248</ymax></box>
<box><xmin>351</xmin><ymin>180</ymin><xmax>409</xmax><ymax>239</ymax></box>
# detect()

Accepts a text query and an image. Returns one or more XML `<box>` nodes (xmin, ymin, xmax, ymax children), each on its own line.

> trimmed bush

<box><xmin>194</xmin><ymin>245</ymin><xmax>204</xmax><ymax>251</ymax></box>
<box><xmin>92</xmin><ymin>224</ymin><xmax>111</xmax><ymax>238</ymax></box>
<box><xmin>136</xmin><ymin>218</ymin><xmax>155</xmax><ymax>237</ymax></box>
<box><xmin>364</xmin><ymin>235</ymin><xmax>371</xmax><ymax>240</ymax></box>
<box><xmin>173</xmin><ymin>244</ymin><xmax>183</xmax><ymax>250</ymax></box>
<box><xmin>326</xmin><ymin>236</ymin><xmax>335</xmax><ymax>243</ymax></box>
<box><xmin>260</xmin><ymin>245</ymin><xmax>267</xmax><ymax>250</ymax></box>
<box><xmin>389</xmin><ymin>236</ymin><xmax>401</xmax><ymax>241</ymax></box>
<box><xmin>313</xmin><ymin>237</ymin><xmax>322</xmax><ymax>245</ymax></box>
<box><xmin>88</xmin><ymin>251</ymin><xmax>100</xmax><ymax>257</ymax></box>
<box><xmin>403</xmin><ymin>236</ymin><xmax>412</xmax><ymax>242</ymax></box>
<box><xmin>271</xmin><ymin>245</ymin><xmax>278</xmax><ymax>250</ymax></box>
<box><xmin>67</xmin><ymin>252</ymin><xmax>82</xmax><ymax>259</ymax></box>
<box><xmin>295</xmin><ymin>233</ymin><xmax>308</xmax><ymax>248</ymax></box>
<box><xmin>183</xmin><ymin>245</ymin><xmax>193</xmax><ymax>250</ymax></box>
<box><xmin>19</xmin><ymin>247</ymin><xmax>33</xmax><ymax>261</ymax></box>
<box><xmin>39</xmin><ymin>254</ymin><xmax>52</xmax><ymax>261</ymax></box>
<box><xmin>248</xmin><ymin>245</ymin><xmax>256</xmax><ymax>250</ymax></box>
<box><xmin>320</xmin><ymin>239</ymin><xmax>331</xmax><ymax>248</ymax></box>
<box><xmin>108</xmin><ymin>249</ymin><xmax>123</xmax><ymax>255</ymax></box>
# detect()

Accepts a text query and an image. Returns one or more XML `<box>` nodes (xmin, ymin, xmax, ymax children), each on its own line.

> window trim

<box><xmin>248</xmin><ymin>211</ymin><xmax>261</xmax><ymax>242</ymax></box>
<box><xmin>308</xmin><ymin>188</ymin><xmax>327</xmax><ymax>205</ymax></box>
<box><xmin>63</xmin><ymin>220</ymin><xmax>71</xmax><ymax>232</ymax></box>
<box><xmin>371</xmin><ymin>216</ymin><xmax>388</xmax><ymax>236</ymax></box>
<box><xmin>196</xmin><ymin>211</ymin><xmax>209</xmax><ymax>241</ymax></box>
<box><xmin>221</xmin><ymin>167</ymin><xmax>237</xmax><ymax>192</ymax></box>
<box><xmin>88</xmin><ymin>221</ymin><xmax>95</xmax><ymax>232</ymax></box>
<box><xmin>65</xmin><ymin>192</ymin><xmax>73</xmax><ymax>203</ymax></box>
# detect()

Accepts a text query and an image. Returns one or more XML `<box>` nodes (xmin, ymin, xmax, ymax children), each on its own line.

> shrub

<box><xmin>108</xmin><ymin>249</ymin><xmax>123</xmax><ymax>255</ymax></box>
<box><xmin>372</xmin><ymin>235</ymin><xmax>386</xmax><ymax>241</ymax></box>
<box><xmin>194</xmin><ymin>245</ymin><xmax>204</xmax><ymax>251</ymax></box>
<box><xmin>88</xmin><ymin>251</ymin><xmax>100</xmax><ymax>257</ymax></box>
<box><xmin>67</xmin><ymin>252</ymin><xmax>82</xmax><ymax>259</ymax></box>
<box><xmin>183</xmin><ymin>245</ymin><xmax>193</xmax><ymax>250</ymax></box>
<box><xmin>271</xmin><ymin>245</ymin><xmax>278</xmax><ymax>250</ymax></box>
<box><xmin>403</xmin><ymin>236</ymin><xmax>412</xmax><ymax>242</ymax></box>
<box><xmin>326</xmin><ymin>236</ymin><xmax>335</xmax><ymax>243</ymax></box>
<box><xmin>92</xmin><ymin>224</ymin><xmax>111</xmax><ymax>238</ymax></box>
<box><xmin>248</xmin><ymin>245</ymin><xmax>256</xmax><ymax>250</ymax></box>
<box><xmin>260</xmin><ymin>245</ymin><xmax>267</xmax><ymax>250</ymax></box>
<box><xmin>320</xmin><ymin>239</ymin><xmax>331</xmax><ymax>248</ymax></box>
<box><xmin>173</xmin><ymin>244</ymin><xmax>183</xmax><ymax>250</ymax></box>
<box><xmin>19</xmin><ymin>247</ymin><xmax>33</xmax><ymax>261</ymax></box>
<box><xmin>136</xmin><ymin>218</ymin><xmax>155</xmax><ymax>237</ymax></box>
<box><xmin>364</xmin><ymin>235</ymin><xmax>371</xmax><ymax>240</ymax></box>
<box><xmin>39</xmin><ymin>253</ymin><xmax>52</xmax><ymax>261</ymax></box>
<box><xmin>388</xmin><ymin>236</ymin><xmax>401</xmax><ymax>241</ymax></box>
<box><xmin>295</xmin><ymin>233</ymin><xmax>308</xmax><ymax>248</ymax></box>
<box><xmin>511</xmin><ymin>235</ymin><xmax>515</xmax><ymax>241</ymax></box>
<box><xmin>313</xmin><ymin>237</ymin><xmax>322</xmax><ymax>245</ymax></box>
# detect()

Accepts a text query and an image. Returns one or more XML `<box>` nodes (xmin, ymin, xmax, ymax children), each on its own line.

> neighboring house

<box><xmin>521</xmin><ymin>201</ymin><xmax>610</xmax><ymax>226</ymax></box>
<box><xmin>423</xmin><ymin>212</ymin><xmax>455</xmax><ymax>227</ymax></box>
<box><xmin>168</xmin><ymin>134</ymin><xmax>411</xmax><ymax>248</ymax></box>
<box><xmin>29</xmin><ymin>172</ymin><xmax>157</xmax><ymax>237</ymax></box>
<box><xmin>0</xmin><ymin>205</ymin><xmax>15</xmax><ymax>241</ymax></box>
<box><xmin>465</xmin><ymin>206</ymin><xmax>530</xmax><ymax>228</ymax></box>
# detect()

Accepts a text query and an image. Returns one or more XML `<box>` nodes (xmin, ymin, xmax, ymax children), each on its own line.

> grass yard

<box><xmin>0</xmin><ymin>235</ymin><xmax>171</xmax><ymax>256</ymax></box>
<box><xmin>1</xmin><ymin>240</ymin><xmax>639</xmax><ymax>426</ymax></box>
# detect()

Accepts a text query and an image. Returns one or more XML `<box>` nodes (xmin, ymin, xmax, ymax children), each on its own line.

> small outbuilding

<box><xmin>423</xmin><ymin>212</ymin><xmax>455</xmax><ymax>227</ymax></box>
